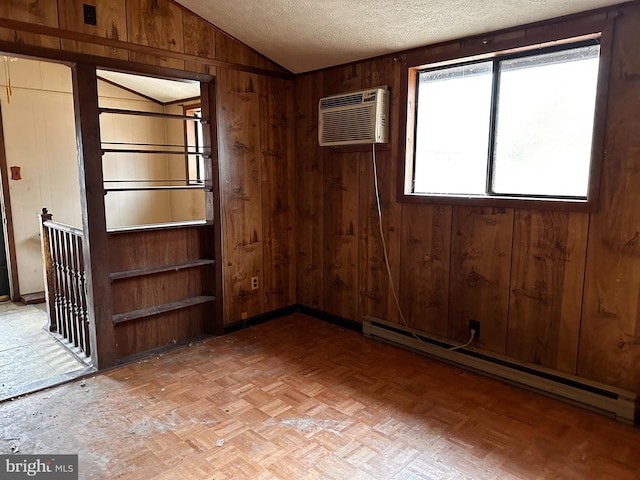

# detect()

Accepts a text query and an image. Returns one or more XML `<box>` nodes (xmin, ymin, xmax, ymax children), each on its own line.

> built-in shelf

<box><xmin>110</xmin><ymin>259</ymin><xmax>215</xmax><ymax>281</ymax></box>
<box><xmin>104</xmin><ymin>185</ymin><xmax>211</xmax><ymax>193</ymax></box>
<box><xmin>99</xmin><ymin>107</ymin><xmax>208</xmax><ymax>122</ymax></box>
<box><xmin>112</xmin><ymin>296</ymin><xmax>216</xmax><ymax>325</ymax></box>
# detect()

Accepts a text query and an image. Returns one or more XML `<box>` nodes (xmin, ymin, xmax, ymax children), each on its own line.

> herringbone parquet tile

<box><xmin>1</xmin><ymin>313</ymin><xmax>639</xmax><ymax>479</ymax></box>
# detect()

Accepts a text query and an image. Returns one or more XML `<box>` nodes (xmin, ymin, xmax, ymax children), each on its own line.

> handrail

<box><xmin>42</xmin><ymin>220</ymin><xmax>83</xmax><ymax>237</ymax></box>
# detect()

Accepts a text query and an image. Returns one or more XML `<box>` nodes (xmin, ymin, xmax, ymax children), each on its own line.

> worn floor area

<box><xmin>0</xmin><ymin>302</ymin><xmax>90</xmax><ymax>401</ymax></box>
<box><xmin>0</xmin><ymin>313</ymin><xmax>639</xmax><ymax>479</ymax></box>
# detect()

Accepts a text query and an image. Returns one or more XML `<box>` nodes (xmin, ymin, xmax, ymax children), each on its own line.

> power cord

<box><xmin>371</xmin><ymin>143</ymin><xmax>475</xmax><ymax>351</ymax></box>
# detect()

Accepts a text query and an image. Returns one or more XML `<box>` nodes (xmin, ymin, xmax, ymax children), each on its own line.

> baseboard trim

<box><xmin>295</xmin><ymin>305</ymin><xmax>362</xmax><ymax>332</ymax></box>
<box><xmin>362</xmin><ymin>315</ymin><xmax>637</xmax><ymax>425</ymax></box>
<box><xmin>223</xmin><ymin>305</ymin><xmax>299</xmax><ymax>334</ymax></box>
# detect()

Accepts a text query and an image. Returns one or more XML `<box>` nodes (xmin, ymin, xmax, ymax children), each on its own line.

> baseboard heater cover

<box><xmin>362</xmin><ymin>316</ymin><xmax>637</xmax><ymax>424</ymax></box>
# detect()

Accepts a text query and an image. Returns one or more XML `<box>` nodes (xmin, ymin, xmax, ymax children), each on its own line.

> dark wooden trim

<box><xmin>97</xmin><ymin>76</ymin><xmax>164</xmax><ymax>105</ymax></box>
<box><xmin>395</xmin><ymin>12</ymin><xmax>616</xmax><ymax>213</ymax></box>
<box><xmin>297</xmin><ymin>305</ymin><xmax>363</xmax><ymax>332</ymax></box>
<box><xmin>223</xmin><ymin>304</ymin><xmax>363</xmax><ymax>334</ymax></box>
<box><xmin>0</xmin><ymin>40</ymin><xmax>213</xmax><ymax>82</ymax></box>
<box><xmin>165</xmin><ymin>96</ymin><xmax>201</xmax><ymax>107</ymax></box>
<box><xmin>202</xmin><ymin>78</ymin><xmax>224</xmax><ymax>336</ymax></box>
<box><xmin>0</xmin><ymin>18</ymin><xmax>293</xmax><ymax>80</ymax></box>
<box><xmin>72</xmin><ymin>63</ymin><xmax>116</xmax><ymax>369</ymax></box>
<box><xmin>0</xmin><ymin>103</ymin><xmax>20</xmax><ymax>301</ymax></box>
<box><xmin>223</xmin><ymin>305</ymin><xmax>299</xmax><ymax>334</ymax></box>
<box><xmin>112</xmin><ymin>296</ymin><xmax>216</xmax><ymax>325</ymax></box>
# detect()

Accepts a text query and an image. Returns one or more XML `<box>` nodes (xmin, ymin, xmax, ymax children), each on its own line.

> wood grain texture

<box><xmin>578</xmin><ymin>8</ymin><xmax>640</xmax><ymax>390</ymax></box>
<box><xmin>399</xmin><ymin>204</ymin><xmax>452</xmax><ymax>336</ymax></box>
<box><xmin>259</xmin><ymin>76</ymin><xmax>295</xmax><ymax>311</ymax></box>
<box><xmin>0</xmin><ymin>0</ymin><xmax>59</xmax><ymax>49</ymax></box>
<box><xmin>215</xmin><ymin>30</ymin><xmax>260</xmax><ymax>68</ymax></box>
<box><xmin>294</xmin><ymin>72</ymin><xmax>324</xmax><ymax>309</ymax></box>
<box><xmin>359</xmin><ymin>57</ymin><xmax>401</xmax><ymax>322</ymax></box>
<box><xmin>126</xmin><ymin>0</ymin><xmax>184</xmax><ymax>69</ymax></box>
<box><xmin>182</xmin><ymin>10</ymin><xmax>215</xmax><ymax>74</ymax></box>
<box><xmin>72</xmin><ymin>63</ymin><xmax>116</xmax><ymax>369</ymax></box>
<box><xmin>217</xmin><ymin>69</ymin><xmax>263</xmax><ymax>324</ymax></box>
<box><xmin>324</xmin><ymin>151</ymin><xmax>360</xmax><ymax>321</ymax></box>
<box><xmin>57</xmin><ymin>0</ymin><xmax>128</xmax><ymax>60</ymax></box>
<box><xmin>508</xmin><ymin>211</ymin><xmax>588</xmax><ymax>373</ymax></box>
<box><xmin>449</xmin><ymin>207</ymin><xmax>513</xmax><ymax>354</ymax></box>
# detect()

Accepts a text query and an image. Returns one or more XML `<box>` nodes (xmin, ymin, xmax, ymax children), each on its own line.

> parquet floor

<box><xmin>1</xmin><ymin>313</ymin><xmax>639</xmax><ymax>479</ymax></box>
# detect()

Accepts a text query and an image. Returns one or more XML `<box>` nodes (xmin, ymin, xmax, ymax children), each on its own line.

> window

<box><xmin>185</xmin><ymin>105</ymin><xmax>204</xmax><ymax>184</ymax></box>
<box><xmin>404</xmin><ymin>36</ymin><xmax>606</xmax><ymax>209</ymax></box>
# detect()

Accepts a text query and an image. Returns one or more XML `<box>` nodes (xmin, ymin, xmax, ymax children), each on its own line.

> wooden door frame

<box><xmin>0</xmin><ymin>103</ymin><xmax>20</xmax><ymax>301</ymax></box>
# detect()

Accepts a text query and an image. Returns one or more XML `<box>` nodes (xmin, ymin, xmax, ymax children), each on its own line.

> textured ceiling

<box><xmin>175</xmin><ymin>0</ymin><xmax>623</xmax><ymax>73</ymax></box>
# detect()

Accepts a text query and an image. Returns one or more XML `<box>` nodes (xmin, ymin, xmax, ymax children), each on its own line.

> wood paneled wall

<box><xmin>295</xmin><ymin>4</ymin><xmax>640</xmax><ymax>393</ymax></box>
<box><xmin>0</xmin><ymin>0</ymin><xmax>296</xmax><ymax>327</ymax></box>
<box><xmin>0</xmin><ymin>0</ymin><xmax>286</xmax><ymax>74</ymax></box>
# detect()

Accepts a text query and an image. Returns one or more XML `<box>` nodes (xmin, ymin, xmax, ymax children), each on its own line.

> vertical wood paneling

<box><xmin>399</xmin><ymin>204</ymin><xmax>452</xmax><ymax>336</ymax></box>
<box><xmin>508</xmin><ymin>211</ymin><xmax>588</xmax><ymax>373</ymax></box>
<box><xmin>0</xmin><ymin>0</ymin><xmax>60</xmax><ymax>49</ymax></box>
<box><xmin>126</xmin><ymin>0</ymin><xmax>184</xmax><ymax>69</ymax></box>
<box><xmin>295</xmin><ymin>72</ymin><xmax>324</xmax><ymax>308</ymax></box>
<box><xmin>322</xmin><ymin>64</ymin><xmax>362</xmax><ymax>321</ymax></box>
<box><xmin>57</xmin><ymin>0</ymin><xmax>128</xmax><ymax>60</ymax></box>
<box><xmin>359</xmin><ymin>57</ymin><xmax>401</xmax><ymax>322</ymax></box>
<box><xmin>449</xmin><ymin>207</ymin><xmax>513</xmax><ymax>353</ymax></box>
<box><xmin>324</xmin><ymin>151</ymin><xmax>360</xmax><ymax>320</ymax></box>
<box><xmin>217</xmin><ymin>69</ymin><xmax>263</xmax><ymax>324</ymax></box>
<box><xmin>215</xmin><ymin>31</ymin><xmax>260</xmax><ymax>68</ymax></box>
<box><xmin>182</xmin><ymin>10</ymin><xmax>216</xmax><ymax>74</ymax></box>
<box><xmin>578</xmin><ymin>9</ymin><xmax>640</xmax><ymax>390</ymax></box>
<box><xmin>260</xmin><ymin>76</ymin><xmax>295</xmax><ymax>311</ymax></box>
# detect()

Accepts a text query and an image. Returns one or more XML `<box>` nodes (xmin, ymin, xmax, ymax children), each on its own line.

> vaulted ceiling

<box><xmin>175</xmin><ymin>0</ymin><xmax>624</xmax><ymax>74</ymax></box>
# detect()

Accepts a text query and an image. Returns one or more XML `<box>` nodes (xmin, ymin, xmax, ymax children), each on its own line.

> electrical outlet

<box><xmin>469</xmin><ymin>320</ymin><xmax>480</xmax><ymax>338</ymax></box>
<box><xmin>83</xmin><ymin>4</ymin><xmax>97</xmax><ymax>25</ymax></box>
<box><xmin>251</xmin><ymin>276</ymin><xmax>259</xmax><ymax>290</ymax></box>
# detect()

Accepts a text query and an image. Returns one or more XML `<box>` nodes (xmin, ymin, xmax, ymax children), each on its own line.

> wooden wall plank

<box><xmin>0</xmin><ymin>0</ymin><xmax>59</xmax><ymax>49</ymax></box>
<box><xmin>323</xmin><ymin>151</ymin><xmax>360</xmax><ymax>320</ymax></box>
<box><xmin>578</xmin><ymin>8</ymin><xmax>640</xmax><ymax>390</ymax></box>
<box><xmin>182</xmin><ymin>10</ymin><xmax>215</xmax><ymax>74</ymax></box>
<box><xmin>449</xmin><ymin>207</ymin><xmax>513</xmax><ymax>354</ymax></box>
<box><xmin>259</xmin><ymin>76</ymin><xmax>295</xmax><ymax>311</ymax></box>
<box><xmin>57</xmin><ymin>0</ymin><xmax>128</xmax><ymax>60</ymax></box>
<box><xmin>217</xmin><ymin>69</ymin><xmax>263</xmax><ymax>324</ymax></box>
<box><xmin>399</xmin><ymin>204</ymin><xmax>452</xmax><ymax>336</ymax></box>
<box><xmin>508</xmin><ymin>211</ymin><xmax>588</xmax><ymax>373</ymax></box>
<box><xmin>295</xmin><ymin>72</ymin><xmax>324</xmax><ymax>308</ymax></box>
<box><xmin>215</xmin><ymin>31</ymin><xmax>260</xmax><ymax>68</ymax></box>
<box><xmin>322</xmin><ymin>64</ymin><xmax>362</xmax><ymax>321</ymax></box>
<box><xmin>126</xmin><ymin>0</ymin><xmax>184</xmax><ymax>69</ymax></box>
<box><xmin>359</xmin><ymin>57</ymin><xmax>401</xmax><ymax>322</ymax></box>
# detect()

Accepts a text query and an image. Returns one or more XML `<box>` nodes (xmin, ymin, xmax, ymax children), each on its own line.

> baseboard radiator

<box><xmin>362</xmin><ymin>316</ymin><xmax>637</xmax><ymax>424</ymax></box>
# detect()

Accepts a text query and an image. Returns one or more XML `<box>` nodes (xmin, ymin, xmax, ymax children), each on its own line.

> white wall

<box><xmin>0</xmin><ymin>58</ymin><xmax>79</xmax><ymax>295</ymax></box>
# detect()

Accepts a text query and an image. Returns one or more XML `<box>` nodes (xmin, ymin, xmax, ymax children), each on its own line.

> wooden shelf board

<box><xmin>110</xmin><ymin>259</ymin><xmax>215</xmax><ymax>281</ymax></box>
<box><xmin>112</xmin><ymin>296</ymin><xmax>215</xmax><ymax>325</ymax></box>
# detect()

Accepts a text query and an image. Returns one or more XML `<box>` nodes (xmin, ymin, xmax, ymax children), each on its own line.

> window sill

<box><xmin>399</xmin><ymin>192</ymin><xmax>595</xmax><ymax>213</ymax></box>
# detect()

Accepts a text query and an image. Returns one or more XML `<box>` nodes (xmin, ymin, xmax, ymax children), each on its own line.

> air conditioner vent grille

<box><xmin>318</xmin><ymin>87</ymin><xmax>389</xmax><ymax>147</ymax></box>
<box><xmin>319</xmin><ymin>93</ymin><xmax>364</xmax><ymax>110</ymax></box>
<box><xmin>320</xmin><ymin>107</ymin><xmax>375</xmax><ymax>144</ymax></box>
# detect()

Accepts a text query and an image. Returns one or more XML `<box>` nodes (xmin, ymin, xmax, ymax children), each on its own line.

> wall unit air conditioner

<box><xmin>318</xmin><ymin>87</ymin><xmax>389</xmax><ymax>146</ymax></box>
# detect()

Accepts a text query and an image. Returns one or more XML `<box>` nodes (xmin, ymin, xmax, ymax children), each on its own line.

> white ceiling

<box><xmin>97</xmin><ymin>69</ymin><xmax>200</xmax><ymax>103</ymax></box>
<box><xmin>175</xmin><ymin>0</ymin><xmax>623</xmax><ymax>73</ymax></box>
